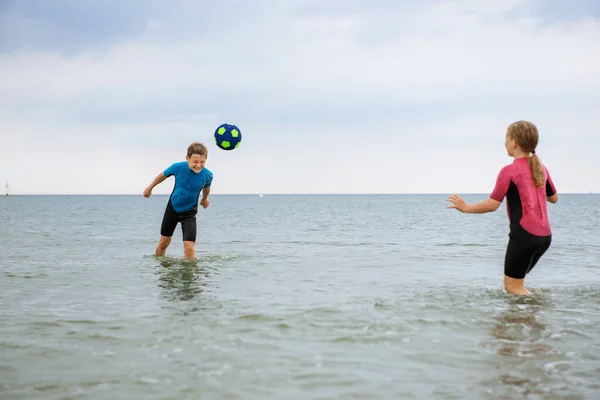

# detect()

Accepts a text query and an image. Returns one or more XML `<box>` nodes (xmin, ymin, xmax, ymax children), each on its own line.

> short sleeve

<box><xmin>203</xmin><ymin>172</ymin><xmax>213</xmax><ymax>188</ymax></box>
<box><xmin>164</xmin><ymin>163</ymin><xmax>180</xmax><ymax>178</ymax></box>
<box><xmin>544</xmin><ymin>166</ymin><xmax>556</xmax><ymax>196</ymax></box>
<box><xmin>490</xmin><ymin>166</ymin><xmax>511</xmax><ymax>202</ymax></box>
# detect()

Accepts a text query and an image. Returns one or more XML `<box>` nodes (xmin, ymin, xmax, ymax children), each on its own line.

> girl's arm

<box><xmin>446</xmin><ymin>195</ymin><xmax>501</xmax><ymax>214</ymax></box>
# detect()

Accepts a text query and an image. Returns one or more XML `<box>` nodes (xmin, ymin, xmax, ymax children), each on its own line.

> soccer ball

<box><xmin>214</xmin><ymin>123</ymin><xmax>242</xmax><ymax>150</ymax></box>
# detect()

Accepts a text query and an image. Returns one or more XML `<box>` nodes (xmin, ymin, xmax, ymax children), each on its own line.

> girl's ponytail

<box><xmin>529</xmin><ymin>152</ymin><xmax>545</xmax><ymax>188</ymax></box>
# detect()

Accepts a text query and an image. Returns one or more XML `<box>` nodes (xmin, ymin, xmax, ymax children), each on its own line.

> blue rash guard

<box><xmin>164</xmin><ymin>162</ymin><xmax>213</xmax><ymax>213</ymax></box>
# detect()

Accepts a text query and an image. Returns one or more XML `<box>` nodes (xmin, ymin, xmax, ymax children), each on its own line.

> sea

<box><xmin>1</xmin><ymin>194</ymin><xmax>599</xmax><ymax>400</ymax></box>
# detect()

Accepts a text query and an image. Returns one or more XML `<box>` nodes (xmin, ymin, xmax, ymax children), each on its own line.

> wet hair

<box><xmin>187</xmin><ymin>142</ymin><xmax>208</xmax><ymax>158</ymax></box>
<box><xmin>507</xmin><ymin>121</ymin><xmax>545</xmax><ymax>188</ymax></box>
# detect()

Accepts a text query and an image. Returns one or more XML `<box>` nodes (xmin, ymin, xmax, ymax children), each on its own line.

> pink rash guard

<box><xmin>490</xmin><ymin>158</ymin><xmax>557</xmax><ymax>237</ymax></box>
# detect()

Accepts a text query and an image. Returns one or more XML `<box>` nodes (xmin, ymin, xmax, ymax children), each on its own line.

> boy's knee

<box><xmin>183</xmin><ymin>241</ymin><xmax>195</xmax><ymax>259</ymax></box>
<box><xmin>158</xmin><ymin>236</ymin><xmax>171</xmax><ymax>249</ymax></box>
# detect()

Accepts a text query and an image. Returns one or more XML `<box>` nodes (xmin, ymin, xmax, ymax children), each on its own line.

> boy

<box><xmin>143</xmin><ymin>142</ymin><xmax>213</xmax><ymax>259</ymax></box>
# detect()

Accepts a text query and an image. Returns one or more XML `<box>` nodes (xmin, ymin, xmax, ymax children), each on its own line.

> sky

<box><xmin>1</xmin><ymin>0</ymin><xmax>599</xmax><ymax>195</ymax></box>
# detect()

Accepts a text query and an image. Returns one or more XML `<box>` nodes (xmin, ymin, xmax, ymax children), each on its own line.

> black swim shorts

<box><xmin>504</xmin><ymin>223</ymin><xmax>552</xmax><ymax>279</ymax></box>
<box><xmin>160</xmin><ymin>199</ymin><xmax>198</xmax><ymax>242</ymax></box>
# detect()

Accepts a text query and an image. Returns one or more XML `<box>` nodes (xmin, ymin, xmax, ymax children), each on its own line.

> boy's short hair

<box><xmin>187</xmin><ymin>142</ymin><xmax>208</xmax><ymax>158</ymax></box>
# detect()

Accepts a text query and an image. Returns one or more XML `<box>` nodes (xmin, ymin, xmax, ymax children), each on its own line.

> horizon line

<box><xmin>1</xmin><ymin>192</ymin><xmax>596</xmax><ymax>196</ymax></box>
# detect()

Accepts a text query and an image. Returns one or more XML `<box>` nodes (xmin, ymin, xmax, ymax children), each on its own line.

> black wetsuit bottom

<box><xmin>160</xmin><ymin>199</ymin><xmax>198</xmax><ymax>242</ymax></box>
<box><xmin>504</xmin><ymin>223</ymin><xmax>552</xmax><ymax>279</ymax></box>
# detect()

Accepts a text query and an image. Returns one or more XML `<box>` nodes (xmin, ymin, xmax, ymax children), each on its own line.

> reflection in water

<box><xmin>484</xmin><ymin>293</ymin><xmax>560</xmax><ymax>398</ymax></box>
<box><xmin>491</xmin><ymin>296</ymin><xmax>550</xmax><ymax>359</ymax></box>
<box><xmin>155</xmin><ymin>257</ymin><xmax>213</xmax><ymax>302</ymax></box>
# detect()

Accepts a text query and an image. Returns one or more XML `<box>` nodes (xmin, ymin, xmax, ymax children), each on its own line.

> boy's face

<box><xmin>186</xmin><ymin>154</ymin><xmax>207</xmax><ymax>173</ymax></box>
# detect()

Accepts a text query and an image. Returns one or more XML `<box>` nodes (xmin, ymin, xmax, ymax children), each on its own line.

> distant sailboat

<box><xmin>5</xmin><ymin>181</ymin><xmax>8</xmax><ymax>196</ymax></box>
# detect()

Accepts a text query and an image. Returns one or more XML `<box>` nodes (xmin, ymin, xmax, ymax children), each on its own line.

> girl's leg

<box><xmin>504</xmin><ymin>237</ymin><xmax>532</xmax><ymax>295</ymax></box>
<box><xmin>503</xmin><ymin>233</ymin><xmax>551</xmax><ymax>295</ymax></box>
<box><xmin>503</xmin><ymin>275</ymin><xmax>531</xmax><ymax>295</ymax></box>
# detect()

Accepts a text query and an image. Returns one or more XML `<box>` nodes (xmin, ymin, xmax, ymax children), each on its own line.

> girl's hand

<box><xmin>446</xmin><ymin>194</ymin><xmax>467</xmax><ymax>212</ymax></box>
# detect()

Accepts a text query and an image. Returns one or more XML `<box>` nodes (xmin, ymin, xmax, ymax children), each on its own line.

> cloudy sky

<box><xmin>1</xmin><ymin>0</ymin><xmax>599</xmax><ymax>195</ymax></box>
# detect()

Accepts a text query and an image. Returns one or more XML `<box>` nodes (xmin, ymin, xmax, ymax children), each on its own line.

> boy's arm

<box><xmin>202</xmin><ymin>173</ymin><xmax>212</xmax><ymax>200</ymax></box>
<box><xmin>199</xmin><ymin>173</ymin><xmax>212</xmax><ymax>208</ymax></box>
<box><xmin>143</xmin><ymin>172</ymin><xmax>167</xmax><ymax>197</ymax></box>
<box><xmin>199</xmin><ymin>187</ymin><xmax>211</xmax><ymax>208</ymax></box>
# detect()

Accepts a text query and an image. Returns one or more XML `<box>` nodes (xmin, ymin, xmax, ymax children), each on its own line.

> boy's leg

<box><xmin>156</xmin><ymin>236</ymin><xmax>172</xmax><ymax>256</ymax></box>
<box><xmin>157</xmin><ymin>200</ymin><xmax>178</xmax><ymax>256</ymax></box>
<box><xmin>180</xmin><ymin>211</ymin><xmax>198</xmax><ymax>260</ymax></box>
<box><xmin>183</xmin><ymin>241</ymin><xmax>195</xmax><ymax>259</ymax></box>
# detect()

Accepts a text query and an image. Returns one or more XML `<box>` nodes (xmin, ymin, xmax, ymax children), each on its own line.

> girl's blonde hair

<box><xmin>507</xmin><ymin>121</ymin><xmax>545</xmax><ymax>188</ymax></box>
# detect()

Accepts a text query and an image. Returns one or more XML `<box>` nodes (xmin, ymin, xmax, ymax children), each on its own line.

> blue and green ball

<box><xmin>214</xmin><ymin>123</ymin><xmax>242</xmax><ymax>150</ymax></box>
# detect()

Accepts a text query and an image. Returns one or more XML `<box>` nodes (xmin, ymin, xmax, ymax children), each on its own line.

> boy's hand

<box><xmin>200</xmin><ymin>198</ymin><xmax>210</xmax><ymax>209</ymax></box>
<box><xmin>143</xmin><ymin>187</ymin><xmax>152</xmax><ymax>198</ymax></box>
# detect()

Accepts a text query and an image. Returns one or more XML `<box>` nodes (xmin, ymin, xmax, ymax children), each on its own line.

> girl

<box><xmin>446</xmin><ymin>121</ymin><xmax>558</xmax><ymax>295</ymax></box>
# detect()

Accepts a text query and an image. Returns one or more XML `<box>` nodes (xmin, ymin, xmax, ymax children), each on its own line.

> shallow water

<box><xmin>1</xmin><ymin>194</ymin><xmax>599</xmax><ymax>399</ymax></box>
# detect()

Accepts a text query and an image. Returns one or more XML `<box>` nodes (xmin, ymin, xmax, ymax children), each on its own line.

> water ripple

<box><xmin>1</xmin><ymin>194</ymin><xmax>599</xmax><ymax>399</ymax></box>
